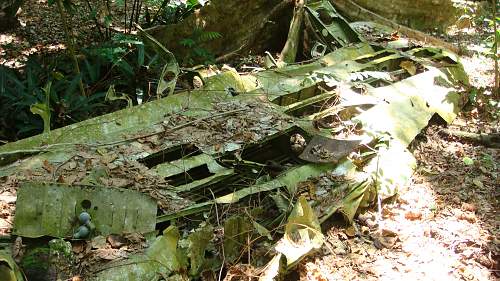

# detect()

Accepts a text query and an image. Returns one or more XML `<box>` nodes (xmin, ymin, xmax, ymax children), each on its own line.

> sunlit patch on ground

<box><xmin>298</xmin><ymin>115</ymin><xmax>497</xmax><ymax>281</ymax></box>
<box><xmin>299</xmin><ymin>168</ymin><xmax>496</xmax><ymax>280</ymax></box>
<box><xmin>0</xmin><ymin>41</ymin><xmax>66</xmax><ymax>68</ymax></box>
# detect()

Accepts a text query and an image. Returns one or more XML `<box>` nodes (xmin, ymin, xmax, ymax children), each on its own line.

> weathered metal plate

<box><xmin>306</xmin><ymin>0</ymin><xmax>364</xmax><ymax>48</ymax></box>
<box><xmin>13</xmin><ymin>183</ymin><xmax>157</xmax><ymax>238</ymax></box>
<box><xmin>299</xmin><ymin>135</ymin><xmax>361</xmax><ymax>163</ymax></box>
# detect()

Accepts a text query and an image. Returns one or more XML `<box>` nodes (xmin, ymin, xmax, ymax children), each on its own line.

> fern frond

<box><xmin>198</xmin><ymin>31</ymin><xmax>222</xmax><ymax>42</ymax></box>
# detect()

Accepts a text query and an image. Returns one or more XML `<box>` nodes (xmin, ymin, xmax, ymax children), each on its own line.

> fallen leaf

<box><xmin>458</xmin><ymin>212</ymin><xmax>476</xmax><ymax>223</ymax></box>
<box><xmin>56</xmin><ymin>175</ymin><xmax>65</xmax><ymax>183</ymax></box>
<box><xmin>43</xmin><ymin>159</ymin><xmax>54</xmax><ymax>173</ymax></box>
<box><xmin>372</xmin><ymin>230</ymin><xmax>398</xmax><ymax>249</ymax></box>
<box><xmin>390</xmin><ymin>31</ymin><xmax>400</xmax><ymax>40</ymax></box>
<box><xmin>91</xmin><ymin>236</ymin><xmax>107</xmax><ymax>249</ymax></box>
<box><xmin>107</xmin><ymin>234</ymin><xmax>127</xmax><ymax>248</ymax></box>
<box><xmin>452</xmin><ymin>196</ymin><xmax>461</xmax><ymax>205</ymax></box>
<box><xmin>12</xmin><ymin>236</ymin><xmax>24</xmax><ymax>262</ymax></box>
<box><xmin>344</xmin><ymin>226</ymin><xmax>356</xmax><ymax>237</ymax></box>
<box><xmin>400</xmin><ymin>61</ymin><xmax>416</xmax><ymax>75</ymax></box>
<box><xmin>95</xmin><ymin>248</ymin><xmax>128</xmax><ymax>260</ymax></box>
<box><xmin>124</xmin><ymin>233</ymin><xmax>145</xmax><ymax>244</ymax></box>
<box><xmin>72</xmin><ymin>241</ymin><xmax>87</xmax><ymax>254</ymax></box>
<box><xmin>404</xmin><ymin>210</ymin><xmax>422</xmax><ymax>220</ymax></box>
<box><xmin>472</xmin><ymin>177</ymin><xmax>483</xmax><ymax>188</ymax></box>
<box><xmin>461</xmin><ymin>202</ymin><xmax>477</xmax><ymax>212</ymax></box>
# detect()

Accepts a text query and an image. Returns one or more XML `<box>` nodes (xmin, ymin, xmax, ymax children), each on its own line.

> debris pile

<box><xmin>0</xmin><ymin>1</ymin><xmax>469</xmax><ymax>280</ymax></box>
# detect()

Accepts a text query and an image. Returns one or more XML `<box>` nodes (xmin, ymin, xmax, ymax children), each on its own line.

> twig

<box><xmin>52</xmin><ymin>154</ymin><xmax>78</xmax><ymax>181</ymax></box>
<box><xmin>492</xmin><ymin>0</ymin><xmax>499</xmax><ymax>96</ymax></box>
<box><xmin>55</xmin><ymin>0</ymin><xmax>86</xmax><ymax>96</ymax></box>
<box><xmin>84</xmin><ymin>0</ymin><xmax>104</xmax><ymax>38</ymax></box>
<box><xmin>136</xmin><ymin>0</ymin><xmax>142</xmax><ymax>27</ymax></box>
<box><xmin>209</xmin><ymin>188</ymin><xmax>225</xmax><ymax>281</ymax></box>
<box><xmin>151</xmin><ymin>0</ymin><xmax>171</xmax><ymax>25</ymax></box>
<box><xmin>124</xmin><ymin>0</ymin><xmax>128</xmax><ymax>33</ymax></box>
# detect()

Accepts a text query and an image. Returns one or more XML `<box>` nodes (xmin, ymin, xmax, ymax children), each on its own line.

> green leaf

<box><xmin>180</xmin><ymin>38</ymin><xmax>195</xmax><ymax>47</ymax></box>
<box><xmin>146</xmin><ymin>226</ymin><xmax>188</xmax><ymax>272</ymax></box>
<box><xmin>468</xmin><ymin>88</ymin><xmax>477</xmax><ymax>104</ymax></box>
<box><xmin>105</xmin><ymin>85</ymin><xmax>133</xmax><ymax>108</ymax></box>
<box><xmin>0</xmin><ymin>250</ymin><xmax>25</xmax><ymax>281</ymax></box>
<box><xmin>223</xmin><ymin>216</ymin><xmax>252</xmax><ymax>263</ymax></box>
<box><xmin>29</xmin><ymin>82</ymin><xmax>52</xmax><ymax>134</ymax></box>
<box><xmin>275</xmin><ymin>196</ymin><xmax>324</xmax><ymax>267</ymax></box>
<box><xmin>52</xmin><ymin>71</ymin><xmax>64</xmax><ymax>80</ymax></box>
<box><xmin>270</xmin><ymin>192</ymin><xmax>290</xmax><ymax>213</ymax></box>
<box><xmin>252</xmin><ymin>221</ymin><xmax>272</xmax><ymax>240</ymax></box>
<box><xmin>187</xmin><ymin>225</ymin><xmax>213</xmax><ymax>277</ymax></box>
<box><xmin>198</xmin><ymin>31</ymin><xmax>222</xmax><ymax>42</ymax></box>
<box><xmin>62</xmin><ymin>0</ymin><xmax>76</xmax><ymax>14</ymax></box>
<box><xmin>104</xmin><ymin>15</ymin><xmax>112</xmax><ymax>28</ymax></box>
<box><xmin>137</xmin><ymin>44</ymin><xmax>145</xmax><ymax>66</ymax></box>
<box><xmin>116</xmin><ymin>59</ymin><xmax>134</xmax><ymax>76</ymax></box>
<box><xmin>94</xmin><ymin>226</ymin><xmax>188</xmax><ymax>281</ymax></box>
<box><xmin>463</xmin><ymin>157</ymin><xmax>474</xmax><ymax>166</ymax></box>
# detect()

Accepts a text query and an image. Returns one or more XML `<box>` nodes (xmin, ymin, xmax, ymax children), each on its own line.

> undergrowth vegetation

<box><xmin>0</xmin><ymin>34</ymin><xmax>170</xmax><ymax>140</ymax></box>
<box><xmin>0</xmin><ymin>0</ymin><xmax>219</xmax><ymax>141</ymax></box>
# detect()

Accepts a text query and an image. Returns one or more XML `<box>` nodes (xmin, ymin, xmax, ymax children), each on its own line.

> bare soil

<box><xmin>297</xmin><ymin>12</ymin><xmax>499</xmax><ymax>281</ymax></box>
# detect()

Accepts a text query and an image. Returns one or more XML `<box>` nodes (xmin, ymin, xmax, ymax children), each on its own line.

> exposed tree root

<box><xmin>330</xmin><ymin>0</ymin><xmax>462</xmax><ymax>54</ymax></box>
<box><xmin>440</xmin><ymin>129</ymin><xmax>500</xmax><ymax>148</ymax></box>
<box><xmin>277</xmin><ymin>0</ymin><xmax>306</xmax><ymax>65</ymax></box>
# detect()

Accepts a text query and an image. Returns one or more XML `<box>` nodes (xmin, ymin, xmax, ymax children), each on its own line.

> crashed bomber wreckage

<box><xmin>0</xmin><ymin>1</ymin><xmax>468</xmax><ymax>280</ymax></box>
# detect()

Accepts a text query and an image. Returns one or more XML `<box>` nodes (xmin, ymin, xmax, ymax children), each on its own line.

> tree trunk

<box><xmin>146</xmin><ymin>0</ymin><xmax>294</xmax><ymax>63</ymax></box>
<box><xmin>346</xmin><ymin>0</ymin><xmax>460</xmax><ymax>32</ymax></box>
<box><xmin>330</xmin><ymin>0</ymin><xmax>461</xmax><ymax>53</ymax></box>
<box><xmin>146</xmin><ymin>0</ymin><xmax>463</xmax><ymax>62</ymax></box>
<box><xmin>0</xmin><ymin>0</ymin><xmax>24</xmax><ymax>31</ymax></box>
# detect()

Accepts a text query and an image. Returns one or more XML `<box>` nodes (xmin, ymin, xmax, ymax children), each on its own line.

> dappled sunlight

<box><xmin>299</xmin><ymin>113</ymin><xmax>497</xmax><ymax>280</ymax></box>
<box><xmin>369</xmin><ymin>182</ymin><xmax>492</xmax><ymax>280</ymax></box>
<box><xmin>299</xmin><ymin>171</ymin><xmax>496</xmax><ymax>280</ymax></box>
<box><xmin>0</xmin><ymin>41</ymin><xmax>66</xmax><ymax>68</ymax></box>
<box><xmin>0</xmin><ymin>0</ymin><xmax>497</xmax><ymax>279</ymax></box>
<box><xmin>0</xmin><ymin>34</ymin><xmax>18</xmax><ymax>45</ymax></box>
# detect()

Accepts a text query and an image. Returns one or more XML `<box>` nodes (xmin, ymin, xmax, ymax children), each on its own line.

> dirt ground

<box><xmin>297</xmin><ymin>23</ymin><xmax>499</xmax><ymax>281</ymax></box>
<box><xmin>0</xmin><ymin>0</ymin><xmax>499</xmax><ymax>280</ymax></box>
<box><xmin>298</xmin><ymin>119</ymin><xmax>499</xmax><ymax>280</ymax></box>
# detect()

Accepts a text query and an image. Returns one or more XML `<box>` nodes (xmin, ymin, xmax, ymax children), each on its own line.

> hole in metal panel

<box><xmin>165</xmin><ymin>164</ymin><xmax>215</xmax><ymax>187</ymax></box>
<box><xmin>140</xmin><ymin>144</ymin><xmax>201</xmax><ymax>168</ymax></box>
<box><xmin>81</xmin><ymin>199</ymin><xmax>91</xmax><ymax>209</ymax></box>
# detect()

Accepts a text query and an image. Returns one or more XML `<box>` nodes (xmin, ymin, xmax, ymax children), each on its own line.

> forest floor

<box><xmin>297</xmin><ymin>23</ymin><xmax>499</xmax><ymax>281</ymax></box>
<box><xmin>0</xmin><ymin>0</ymin><xmax>498</xmax><ymax>280</ymax></box>
<box><xmin>298</xmin><ymin>119</ymin><xmax>499</xmax><ymax>281</ymax></box>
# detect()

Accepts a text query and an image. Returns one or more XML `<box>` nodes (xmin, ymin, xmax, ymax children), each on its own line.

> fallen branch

<box><xmin>440</xmin><ymin>129</ymin><xmax>500</xmax><ymax>148</ymax></box>
<box><xmin>330</xmin><ymin>0</ymin><xmax>461</xmax><ymax>54</ymax></box>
